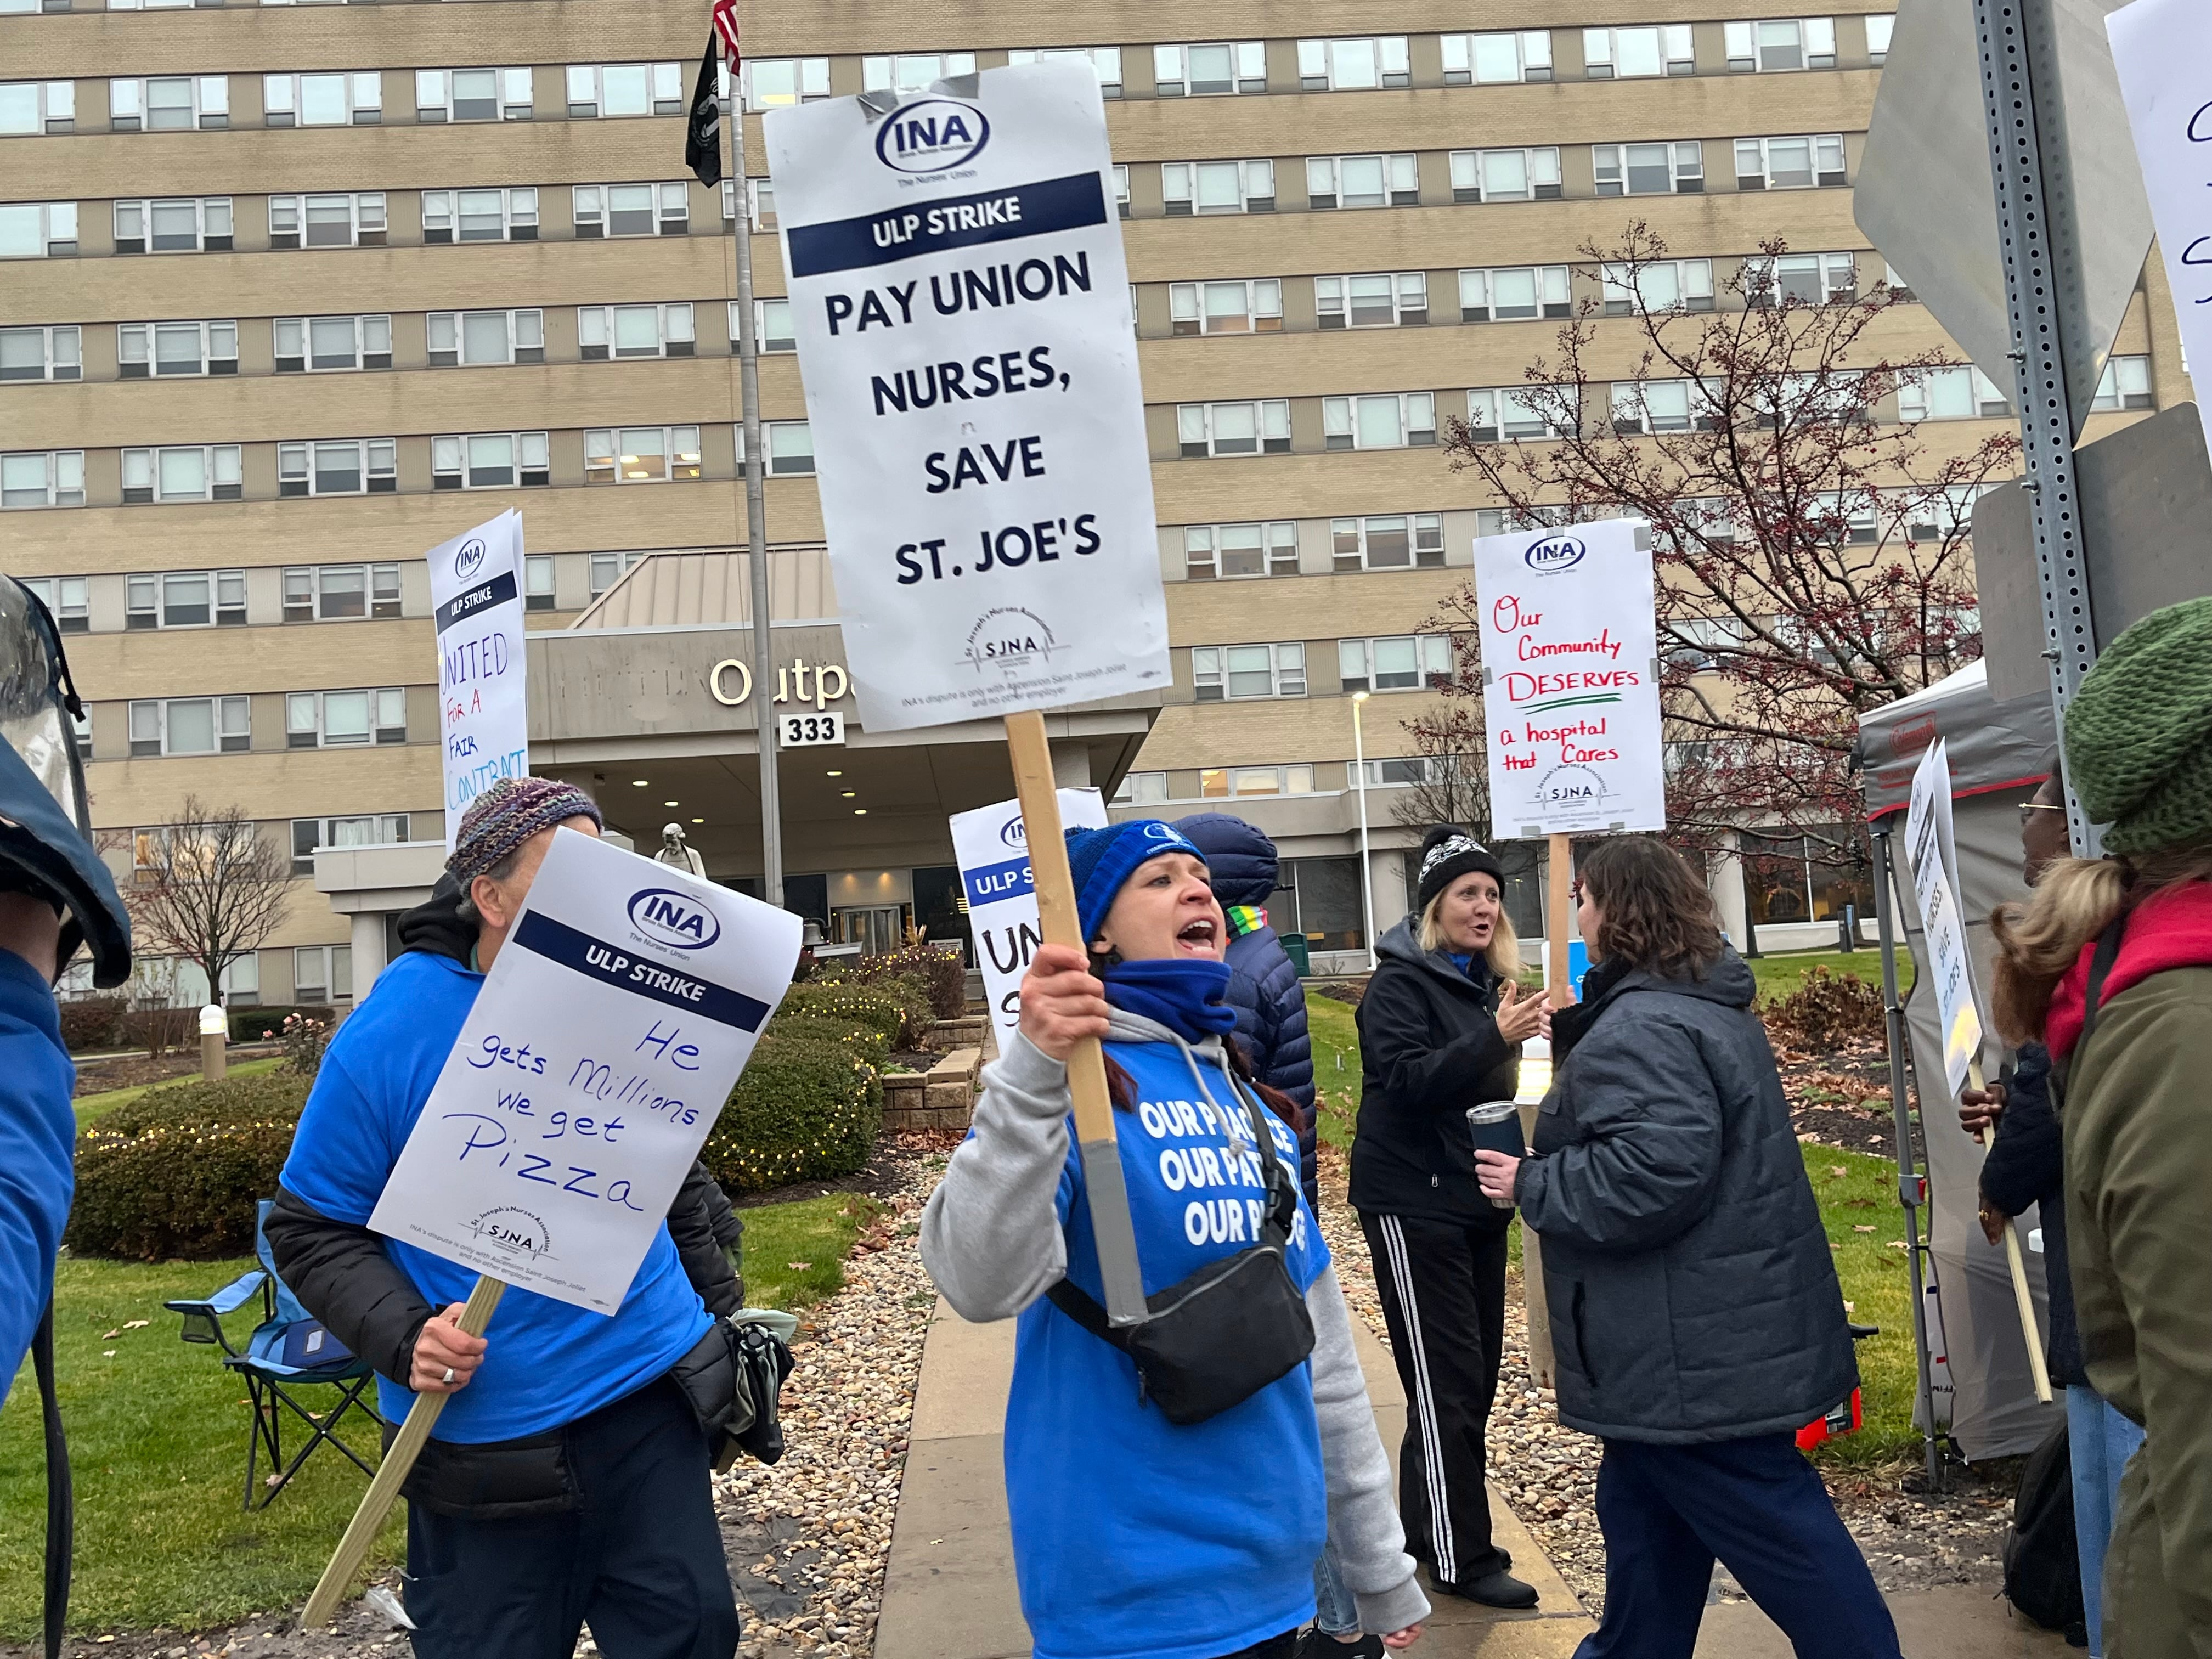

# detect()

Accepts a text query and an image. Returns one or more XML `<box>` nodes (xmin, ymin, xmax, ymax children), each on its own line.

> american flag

<box><xmin>710</xmin><ymin>0</ymin><xmax>741</xmax><ymax>70</ymax></box>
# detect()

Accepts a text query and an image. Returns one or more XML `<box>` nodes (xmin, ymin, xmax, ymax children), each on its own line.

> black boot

<box><xmin>1434</xmin><ymin>1567</ymin><xmax>1539</xmax><ymax>1609</ymax></box>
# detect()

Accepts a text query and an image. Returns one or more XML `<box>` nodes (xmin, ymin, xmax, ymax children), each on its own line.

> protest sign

<box><xmin>950</xmin><ymin>787</ymin><xmax>1109</xmax><ymax>1043</ymax></box>
<box><xmin>428</xmin><ymin>510</ymin><xmax>530</xmax><ymax>848</ymax></box>
<box><xmin>1474</xmin><ymin>520</ymin><xmax>1666</xmax><ymax>839</ymax></box>
<box><xmin>1904</xmin><ymin>739</ymin><xmax>1984</xmax><ymax>1096</ymax></box>
<box><xmin>761</xmin><ymin>61</ymin><xmax>1170</xmax><ymax>733</ymax></box>
<box><xmin>2108</xmin><ymin>0</ymin><xmax>2212</xmax><ymax>455</ymax></box>
<box><xmin>368</xmin><ymin>827</ymin><xmax>800</xmax><ymax>1312</ymax></box>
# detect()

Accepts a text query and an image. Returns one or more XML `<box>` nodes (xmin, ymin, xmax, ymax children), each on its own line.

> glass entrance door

<box><xmin>832</xmin><ymin>904</ymin><xmax>908</xmax><ymax>956</ymax></box>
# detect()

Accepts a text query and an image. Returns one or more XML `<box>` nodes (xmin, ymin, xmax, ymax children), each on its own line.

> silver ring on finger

<box><xmin>442</xmin><ymin>1367</ymin><xmax>456</xmax><ymax>1385</ymax></box>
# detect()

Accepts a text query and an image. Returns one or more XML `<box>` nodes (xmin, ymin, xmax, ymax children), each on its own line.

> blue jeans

<box><xmin>2067</xmin><ymin>1384</ymin><xmax>2146</xmax><ymax>1658</ymax></box>
<box><xmin>1313</xmin><ymin>1542</ymin><xmax>1358</xmax><ymax>1637</ymax></box>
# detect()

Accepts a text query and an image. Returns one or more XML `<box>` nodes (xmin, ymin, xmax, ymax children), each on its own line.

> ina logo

<box><xmin>1524</xmin><ymin>534</ymin><xmax>1587</xmax><ymax>573</ymax></box>
<box><xmin>628</xmin><ymin>887</ymin><xmax>722</xmax><ymax>950</ymax></box>
<box><xmin>454</xmin><ymin>537</ymin><xmax>486</xmax><ymax>579</ymax></box>
<box><xmin>998</xmin><ymin>817</ymin><xmax>1028</xmax><ymax>849</ymax></box>
<box><xmin>875</xmin><ymin>98</ymin><xmax>990</xmax><ymax>172</ymax></box>
<box><xmin>961</xmin><ymin>606</ymin><xmax>1057</xmax><ymax>673</ymax></box>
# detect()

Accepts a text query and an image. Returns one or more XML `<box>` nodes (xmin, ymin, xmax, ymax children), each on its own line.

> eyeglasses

<box><xmin>2019</xmin><ymin>803</ymin><xmax>2065</xmax><ymax>827</ymax></box>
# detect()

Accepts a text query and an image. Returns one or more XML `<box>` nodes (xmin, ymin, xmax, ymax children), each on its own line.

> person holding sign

<box><xmin>1473</xmin><ymin>838</ymin><xmax>1895</xmax><ymax>1659</ymax></box>
<box><xmin>921</xmin><ymin>820</ymin><xmax>1429</xmax><ymax>1659</ymax></box>
<box><xmin>1990</xmin><ymin>597</ymin><xmax>2212</xmax><ymax>1659</ymax></box>
<box><xmin>267</xmin><ymin>778</ymin><xmax>744</xmax><ymax>1659</ymax></box>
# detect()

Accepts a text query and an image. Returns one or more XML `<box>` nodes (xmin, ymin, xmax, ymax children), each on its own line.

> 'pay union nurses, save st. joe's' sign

<box><xmin>949</xmin><ymin>787</ymin><xmax>1109</xmax><ymax>1042</ymax></box>
<box><xmin>1474</xmin><ymin>519</ymin><xmax>1667</xmax><ymax>838</ymax></box>
<box><xmin>369</xmin><ymin>829</ymin><xmax>800</xmax><ymax>1312</ymax></box>
<box><xmin>763</xmin><ymin>62</ymin><xmax>1171</xmax><ymax>733</ymax></box>
<box><xmin>428</xmin><ymin>509</ymin><xmax>531</xmax><ymax>849</ymax></box>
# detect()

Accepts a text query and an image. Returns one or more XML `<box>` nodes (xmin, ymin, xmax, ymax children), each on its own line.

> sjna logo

<box><xmin>628</xmin><ymin>888</ymin><xmax>722</xmax><ymax>950</ymax></box>
<box><xmin>454</xmin><ymin>537</ymin><xmax>486</xmax><ymax>579</ymax></box>
<box><xmin>1523</xmin><ymin>535</ymin><xmax>1587</xmax><ymax>574</ymax></box>
<box><xmin>875</xmin><ymin>99</ymin><xmax>990</xmax><ymax>172</ymax></box>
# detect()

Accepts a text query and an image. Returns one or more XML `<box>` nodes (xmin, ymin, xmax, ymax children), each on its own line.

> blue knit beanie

<box><xmin>1065</xmin><ymin>820</ymin><xmax>1206</xmax><ymax>943</ymax></box>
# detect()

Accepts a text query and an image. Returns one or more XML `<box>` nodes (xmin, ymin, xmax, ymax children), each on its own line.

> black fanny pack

<box><xmin>1047</xmin><ymin>1077</ymin><xmax>1315</xmax><ymax>1426</ymax></box>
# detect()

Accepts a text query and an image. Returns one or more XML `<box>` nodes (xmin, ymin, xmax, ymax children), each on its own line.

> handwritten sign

<box><xmin>949</xmin><ymin>787</ymin><xmax>1109</xmax><ymax>1043</ymax></box>
<box><xmin>2109</xmin><ymin>0</ymin><xmax>2211</xmax><ymax>452</ymax></box>
<box><xmin>1905</xmin><ymin>738</ymin><xmax>1984</xmax><ymax>1094</ymax></box>
<box><xmin>369</xmin><ymin>829</ymin><xmax>799</xmax><ymax>1312</ymax></box>
<box><xmin>427</xmin><ymin>510</ymin><xmax>529</xmax><ymax>849</ymax></box>
<box><xmin>1473</xmin><ymin>519</ymin><xmax>1666</xmax><ymax>837</ymax></box>
<box><xmin>762</xmin><ymin>62</ymin><xmax>1170</xmax><ymax>732</ymax></box>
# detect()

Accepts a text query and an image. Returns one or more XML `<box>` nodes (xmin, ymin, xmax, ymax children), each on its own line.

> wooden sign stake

<box><xmin>1967</xmin><ymin>1057</ymin><xmax>2054</xmax><ymax>1404</ymax></box>
<box><xmin>1545</xmin><ymin>833</ymin><xmax>1573</xmax><ymax>1001</ymax></box>
<box><xmin>302</xmin><ymin>1275</ymin><xmax>507</xmax><ymax>1627</ymax></box>
<box><xmin>1003</xmin><ymin>710</ymin><xmax>1147</xmax><ymax>1326</ymax></box>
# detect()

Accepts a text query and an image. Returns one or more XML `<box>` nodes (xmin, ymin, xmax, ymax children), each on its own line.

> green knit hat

<box><xmin>2062</xmin><ymin>596</ymin><xmax>2212</xmax><ymax>853</ymax></box>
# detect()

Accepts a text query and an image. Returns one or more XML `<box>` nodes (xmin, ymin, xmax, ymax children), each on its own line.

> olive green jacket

<box><xmin>2064</xmin><ymin>967</ymin><xmax>2212</xmax><ymax>1659</ymax></box>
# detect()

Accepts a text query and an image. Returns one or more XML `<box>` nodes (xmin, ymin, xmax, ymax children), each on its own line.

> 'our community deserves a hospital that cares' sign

<box><xmin>763</xmin><ymin>62</ymin><xmax>1170</xmax><ymax>733</ymax></box>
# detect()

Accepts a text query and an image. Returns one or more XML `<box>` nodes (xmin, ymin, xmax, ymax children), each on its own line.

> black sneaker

<box><xmin>1294</xmin><ymin>1632</ymin><xmax>1384</xmax><ymax>1659</ymax></box>
<box><xmin>1434</xmin><ymin>1568</ymin><xmax>1539</xmax><ymax>1609</ymax></box>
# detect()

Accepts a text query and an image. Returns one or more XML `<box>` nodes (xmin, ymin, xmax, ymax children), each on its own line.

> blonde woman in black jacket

<box><xmin>1351</xmin><ymin>827</ymin><xmax>1547</xmax><ymax>1610</ymax></box>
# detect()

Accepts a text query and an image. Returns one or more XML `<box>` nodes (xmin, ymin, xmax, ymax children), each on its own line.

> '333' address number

<box><xmin>778</xmin><ymin>711</ymin><xmax>845</xmax><ymax>747</ymax></box>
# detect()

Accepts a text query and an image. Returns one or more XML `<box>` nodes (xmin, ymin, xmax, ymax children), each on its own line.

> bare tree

<box><xmin>1390</xmin><ymin>662</ymin><xmax>1491</xmax><ymax>832</ymax></box>
<box><xmin>1436</xmin><ymin>223</ymin><xmax>2019</xmax><ymax>845</ymax></box>
<box><xmin>119</xmin><ymin>798</ymin><xmax>293</xmax><ymax>1006</ymax></box>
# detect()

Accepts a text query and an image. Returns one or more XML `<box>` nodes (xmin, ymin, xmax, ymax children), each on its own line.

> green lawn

<box><xmin>1745</xmin><ymin>946</ymin><xmax>1914</xmax><ymax>1007</ymax></box>
<box><xmin>1305</xmin><ymin>992</ymin><xmax>1362</xmax><ymax>1151</ymax></box>
<box><xmin>74</xmin><ymin>1058</ymin><xmax>283</xmax><ymax>1129</ymax></box>
<box><xmin>0</xmin><ymin>1189</ymin><xmax>881</xmax><ymax>1638</ymax></box>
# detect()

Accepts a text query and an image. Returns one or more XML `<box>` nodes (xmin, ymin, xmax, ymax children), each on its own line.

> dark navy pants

<box><xmin>405</xmin><ymin>1378</ymin><xmax>741</xmax><ymax>1659</ymax></box>
<box><xmin>1576</xmin><ymin>1434</ymin><xmax>1901</xmax><ymax>1659</ymax></box>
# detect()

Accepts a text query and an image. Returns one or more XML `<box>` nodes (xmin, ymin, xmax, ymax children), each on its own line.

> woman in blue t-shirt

<box><xmin>922</xmin><ymin>820</ymin><xmax>1428</xmax><ymax>1659</ymax></box>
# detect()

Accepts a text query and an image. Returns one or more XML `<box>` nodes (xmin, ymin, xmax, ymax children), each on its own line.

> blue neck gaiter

<box><xmin>1102</xmin><ymin>958</ymin><xmax>1238</xmax><ymax>1045</ymax></box>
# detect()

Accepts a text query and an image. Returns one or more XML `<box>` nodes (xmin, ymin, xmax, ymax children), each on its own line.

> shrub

<box><xmin>230</xmin><ymin>1004</ymin><xmax>334</xmax><ymax>1045</ymax></box>
<box><xmin>67</xmin><ymin>1074</ymin><xmax>312</xmax><ymax>1260</ymax></box>
<box><xmin>843</xmin><ymin>944</ymin><xmax>968</xmax><ymax>1021</ymax></box>
<box><xmin>704</xmin><ymin>1032</ymin><xmax>882</xmax><ymax>1193</ymax></box>
<box><xmin>764</xmin><ymin>1012</ymin><xmax>893</xmax><ymax>1069</ymax></box>
<box><xmin>58</xmin><ymin>996</ymin><xmax>127</xmax><ymax>1053</ymax></box>
<box><xmin>774</xmin><ymin>980</ymin><xmax>911</xmax><ymax>1048</ymax></box>
<box><xmin>279</xmin><ymin>1011</ymin><xmax>331</xmax><ymax>1079</ymax></box>
<box><xmin>121</xmin><ymin>1005</ymin><xmax>196</xmax><ymax>1057</ymax></box>
<box><xmin>1767</xmin><ymin>967</ymin><xmax>1886</xmax><ymax>1051</ymax></box>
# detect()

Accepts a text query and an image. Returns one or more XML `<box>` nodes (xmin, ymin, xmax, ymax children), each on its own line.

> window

<box><xmin>1443</xmin><ymin>32</ymin><xmax>1551</xmax><ymax>84</ymax></box>
<box><xmin>1582</xmin><ymin>26</ymin><xmax>1695</xmax><ymax>77</ymax></box>
<box><xmin>1602</xmin><ymin>259</ymin><xmax>1716</xmax><ymax>313</ymax></box>
<box><xmin>573</xmin><ymin>183</ymin><xmax>689</xmax><ymax>237</ymax></box>
<box><xmin>1176</xmin><ymin>400</ymin><xmax>1290</xmax><ymax>458</ymax></box>
<box><xmin>117</xmin><ymin>320</ymin><xmax>238</xmax><ymax>378</ymax></box>
<box><xmin>267</xmin><ymin>192</ymin><xmax>386</xmax><ymax>249</ymax></box>
<box><xmin>1008</xmin><ymin>47</ymin><xmax>1122</xmax><ymax>97</ymax></box>
<box><xmin>1</xmin><ymin>81</ymin><xmax>75</xmax><ymax>134</ymax></box>
<box><xmin>1881</xmin><ymin>259</ymin><xmax>1917</xmax><ymax>303</ymax></box>
<box><xmin>287</xmin><ymin>687</ymin><xmax>407</xmax><ymax>749</ymax></box>
<box><xmin>579</xmin><ymin>303</ymin><xmax>695</xmax><ymax>360</ymax></box>
<box><xmin>18</xmin><ymin>577</ymin><xmax>88</xmax><ymax>633</ymax></box>
<box><xmin>741</xmin><ymin>58</ymin><xmax>830</xmax><ymax>106</ymax></box>
<box><xmin>125</xmin><ymin>569</ymin><xmax>246</xmax><ymax>628</ymax></box>
<box><xmin>1168</xmin><ymin>279</ymin><xmax>1282</xmax><ymax>335</ymax></box>
<box><xmin>0</xmin><ymin>202</ymin><xmax>77</xmax><ymax>258</ymax></box>
<box><xmin>719</xmin><ymin>178</ymin><xmax>776</xmax><ymax>232</ymax></box>
<box><xmin>1466</xmin><ymin>387</ymin><xmax>1570</xmax><ymax>443</ymax></box>
<box><xmin>589</xmin><ymin>550</ymin><xmax>646</xmax><ymax>596</ymax></box>
<box><xmin>731</xmin><ymin>422</ymin><xmax>815</xmax><ymax>476</ymax></box>
<box><xmin>417</xmin><ymin>67</ymin><xmax>533</xmax><ymax>122</ymax></box>
<box><xmin>1449</xmin><ymin>148</ymin><xmax>1562</xmax><ymax>203</ymax></box>
<box><xmin>1907</xmin><ymin>483</ymin><xmax>1988</xmax><ymax>542</ymax></box>
<box><xmin>1594</xmin><ymin>141</ymin><xmax>1704</xmax><ymax>195</ymax></box>
<box><xmin>1333</xmin><ymin>514</ymin><xmax>1444</xmax><ymax>571</ymax></box>
<box><xmin>1898</xmin><ymin>365</ymin><xmax>2009</xmax><ymax>421</ymax></box>
<box><xmin>1736</xmin><ymin>134</ymin><xmax>1848</xmax><ymax>189</ymax></box>
<box><xmin>274</xmin><ymin>314</ymin><xmax>392</xmax><ymax>373</ymax></box>
<box><xmin>1</xmin><ymin>325</ymin><xmax>81</xmax><ymax>381</ymax></box>
<box><xmin>113</xmin><ymin>196</ymin><xmax>230</xmax><ymax>253</ymax></box>
<box><xmin>433</xmin><ymin>431</ymin><xmax>550</xmax><ymax>490</ymax></box>
<box><xmin>121</xmin><ymin>446</ymin><xmax>242</xmax><ymax>503</ymax></box>
<box><xmin>1184</xmin><ymin>521</ymin><xmax>1299</xmax><ymax>579</ymax></box>
<box><xmin>1192</xmin><ymin>642</ymin><xmax>1306</xmax><ymax>701</ymax></box>
<box><xmin>1667</xmin><ymin>616</ymin><xmax>1748</xmax><ymax>671</ymax></box>
<box><xmin>282</xmin><ymin>563</ymin><xmax>402</xmax><ymax>622</ymax></box>
<box><xmin>1152</xmin><ymin>42</ymin><xmax>1265</xmax><ymax>96</ymax></box>
<box><xmin>2092</xmin><ymin>355</ymin><xmax>2154</xmax><ymax>411</ymax></box>
<box><xmin>1322</xmin><ymin>393</ymin><xmax>1436</xmax><ymax>450</ymax></box>
<box><xmin>523</xmin><ymin>555</ymin><xmax>556</xmax><ymax>612</ymax></box>
<box><xmin>128</xmin><ymin>696</ymin><xmax>250</xmax><ymax>756</ymax></box>
<box><xmin>1297</xmin><ymin>37</ymin><xmax>1409</xmax><ymax>91</ymax></box>
<box><xmin>291</xmin><ymin>815</ymin><xmax>409</xmax><ymax>876</ymax></box>
<box><xmin>419</xmin><ymin>187</ymin><xmax>535</xmax><ymax>244</ymax></box>
<box><xmin>1200</xmin><ymin>764</ymin><xmax>1317</xmax><ymax>799</ymax></box>
<box><xmin>1339</xmin><ymin>635</ymin><xmax>1452</xmax><ymax>693</ymax></box>
<box><xmin>1160</xmin><ymin>159</ymin><xmax>1276</xmax><ymax>215</ymax></box>
<box><xmin>1366</xmin><ymin>756</ymin><xmax>1452</xmax><ymax>787</ymax></box>
<box><xmin>1306</xmin><ymin>153</ymin><xmax>1419</xmax><ymax>209</ymax></box>
<box><xmin>427</xmin><ymin>309</ymin><xmax>545</xmax><ymax>366</ymax></box>
<box><xmin>1610</xmin><ymin>380</ymin><xmax>1716</xmax><ymax>434</ymax></box>
<box><xmin>108</xmin><ymin>75</ymin><xmax>228</xmax><ymax>131</ymax></box>
<box><xmin>1</xmin><ymin>451</ymin><xmax>84</xmax><ymax>508</ymax></box>
<box><xmin>292</xmin><ymin>945</ymin><xmax>353</xmax><ymax>1004</ymax></box>
<box><xmin>566</xmin><ymin>63</ymin><xmax>682</xmax><ymax>119</ymax></box>
<box><xmin>1113</xmin><ymin>771</ymin><xmax>1170</xmax><ymax>806</ymax></box>
<box><xmin>1866</xmin><ymin>15</ymin><xmax>1895</xmax><ymax>64</ymax></box>
<box><xmin>860</xmin><ymin>53</ymin><xmax>976</xmax><ymax>95</ymax></box>
<box><xmin>1316</xmin><ymin>273</ymin><xmax>1427</xmax><ymax>329</ymax></box>
<box><xmin>584</xmin><ymin>426</ymin><xmax>703</xmax><ymax>484</ymax></box>
<box><xmin>1725</xmin><ymin>18</ymin><xmax>1838</xmax><ymax>71</ymax></box>
<box><xmin>262</xmin><ymin>72</ymin><xmax>382</xmax><ymax>127</ymax></box>
<box><xmin>737</xmin><ymin>298</ymin><xmax>795</xmax><ymax>353</ymax></box>
<box><xmin>1113</xmin><ymin>165</ymin><xmax>1130</xmax><ymax>217</ymax></box>
<box><xmin>279</xmin><ymin>438</ymin><xmax>397</xmax><ymax>497</ymax></box>
<box><xmin>1459</xmin><ymin>265</ymin><xmax>1572</xmax><ymax>322</ymax></box>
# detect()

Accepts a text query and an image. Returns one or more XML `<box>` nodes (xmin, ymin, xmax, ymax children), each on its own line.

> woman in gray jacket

<box><xmin>1473</xmin><ymin>836</ymin><xmax>1898</xmax><ymax>1659</ymax></box>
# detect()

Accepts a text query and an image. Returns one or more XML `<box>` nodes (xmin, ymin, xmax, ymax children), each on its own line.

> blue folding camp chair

<box><xmin>166</xmin><ymin>1200</ymin><xmax>380</xmax><ymax>1509</ymax></box>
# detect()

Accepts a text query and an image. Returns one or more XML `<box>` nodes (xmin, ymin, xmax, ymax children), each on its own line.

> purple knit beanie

<box><xmin>449</xmin><ymin>777</ymin><xmax>604</xmax><ymax>884</ymax></box>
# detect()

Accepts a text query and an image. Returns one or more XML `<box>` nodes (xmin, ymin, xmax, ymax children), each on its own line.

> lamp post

<box><xmin>1351</xmin><ymin>691</ymin><xmax>1377</xmax><ymax>974</ymax></box>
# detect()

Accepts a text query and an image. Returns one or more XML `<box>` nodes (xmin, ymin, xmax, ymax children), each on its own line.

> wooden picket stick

<box><xmin>1545</xmin><ymin>833</ymin><xmax>1574</xmax><ymax>1000</ymax></box>
<box><xmin>302</xmin><ymin>1275</ymin><xmax>507</xmax><ymax>1627</ymax></box>
<box><xmin>1003</xmin><ymin>709</ymin><xmax>1147</xmax><ymax>1326</ymax></box>
<box><xmin>1967</xmin><ymin>1056</ymin><xmax>2054</xmax><ymax>1404</ymax></box>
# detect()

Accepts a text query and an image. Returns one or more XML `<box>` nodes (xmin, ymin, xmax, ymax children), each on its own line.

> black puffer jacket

<box><xmin>1517</xmin><ymin>948</ymin><xmax>1857</xmax><ymax>1443</ymax></box>
<box><xmin>1348</xmin><ymin>916</ymin><xmax>1520</xmax><ymax>1227</ymax></box>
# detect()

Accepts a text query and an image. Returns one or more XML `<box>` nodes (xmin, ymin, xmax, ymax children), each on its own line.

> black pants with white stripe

<box><xmin>1360</xmin><ymin>1210</ymin><xmax>1510</xmax><ymax>1589</ymax></box>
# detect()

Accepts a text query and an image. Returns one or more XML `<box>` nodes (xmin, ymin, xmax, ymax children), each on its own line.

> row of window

<box><xmin>1190</xmin><ymin>635</ymin><xmax>1457</xmax><ymax>702</ymax></box>
<box><xmin>1182</xmin><ymin>515</ymin><xmax>1447</xmax><ymax>580</ymax></box>
<box><xmin>120</xmin><ymin>686</ymin><xmax>409</xmax><ymax>755</ymax></box>
<box><xmin>1115</xmin><ymin>753</ymin><xmax>1452</xmax><ymax>808</ymax></box>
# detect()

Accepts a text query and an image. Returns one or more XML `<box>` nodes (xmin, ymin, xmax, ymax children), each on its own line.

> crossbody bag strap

<box><xmin>1226</xmin><ymin>1076</ymin><xmax>1297</xmax><ymax>1248</ymax></box>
